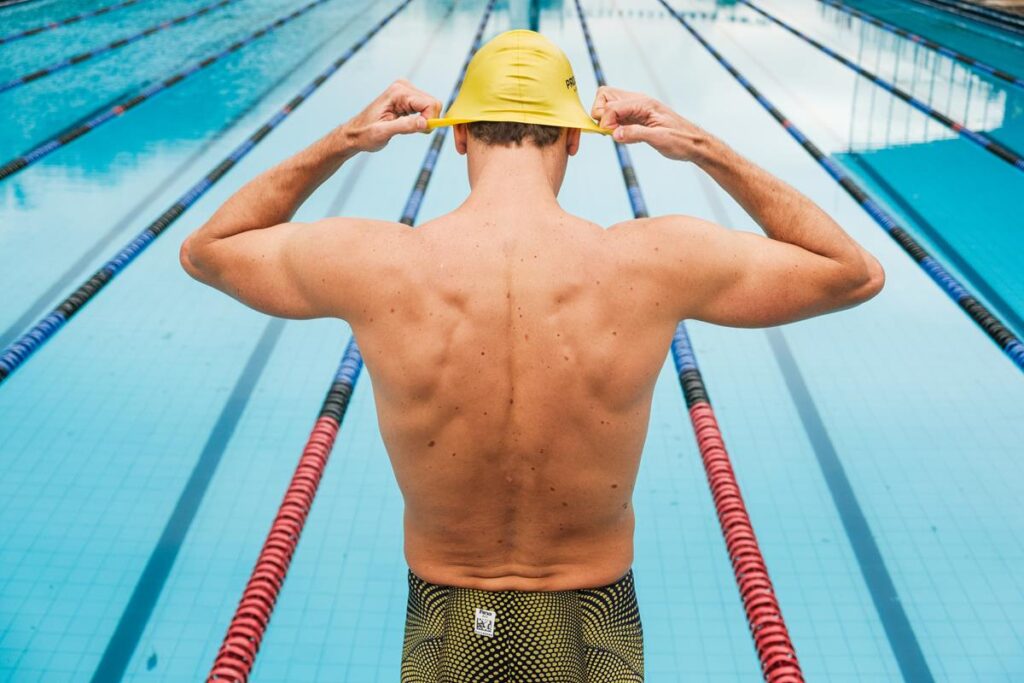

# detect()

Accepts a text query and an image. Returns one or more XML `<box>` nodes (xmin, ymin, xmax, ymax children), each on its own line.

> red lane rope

<box><xmin>208</xmin><ymin>342</ymin><xmax>361</xmax><ymax>682</ymax></box>
<box><xmin>207</xmin><ymin>2</ymin><xmax>496</xmax><ymax>678</ymax></box>
<box><xmin>683</xmin><ymin>387</ymin><xmax>805</xmax><ymax>683</ymax></box>
<box><xmin>571</xmin><ymin>1</ymin><xmax>805</xmax><ymax>678</ymax></box>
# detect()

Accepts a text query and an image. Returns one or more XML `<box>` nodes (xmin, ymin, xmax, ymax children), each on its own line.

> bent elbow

<box><xmin>179</xmin><ymin>234</ymin><xmax>204</xmax><ymax>281</ymax></box>
<box><xmin>849</xmin><ymin>255</ymin><xmax>885</xmax><ymax>305</ymax></box>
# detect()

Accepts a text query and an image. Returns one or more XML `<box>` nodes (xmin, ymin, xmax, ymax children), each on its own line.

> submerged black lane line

<box><xmin>0</xmin><ymin>0</ymin><xmax>382</xmax><ymax>350</ymax></box>
<box><xmin>611</xmin><ymin>4</ymin><xmax>933</xmax><ymax>680</ymax></box>
<box><xmin>764</xmin><ymin>329</ymin><xmax>935</xmax><ymax>683</ymax></box>
<box><xmin>89</xmin><ymin>318</ymin><xmax>286</xmax><ymax>683</ymax></box>
<box><xmin>81</xmin><ymin>0</ymin><xmax>445</xmax><ymax>664</ymax></box>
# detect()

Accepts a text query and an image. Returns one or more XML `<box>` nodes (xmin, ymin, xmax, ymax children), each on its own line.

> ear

<box><xmin>566</xmin><ymin>128</ymin><xmax>581</xmax><ymax>156</ymax></box>
<box><xmin>453</xmin><ymin>124</ymin><xmax>469</xmax><ymax>155</ymax></box>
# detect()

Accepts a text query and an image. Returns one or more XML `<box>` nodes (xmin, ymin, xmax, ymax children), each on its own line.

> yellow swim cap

<box><xmin>428</xmin><ymin>29</ymin><xmax>609</xmax><ymax>135</ymax></box>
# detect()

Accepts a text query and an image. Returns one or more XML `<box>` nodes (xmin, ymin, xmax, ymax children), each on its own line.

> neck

<box><xmin>462</xmin><ymin>144</ymin><xmax>562</xmax><ymax>215</ymax></box>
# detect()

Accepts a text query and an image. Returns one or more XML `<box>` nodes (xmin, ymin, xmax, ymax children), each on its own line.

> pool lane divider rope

<box><xmin>909</xmin><ymin>0</ymin><xmax>1024</xmax><ymax>35</ymax></box>
<box><xmin>0</xmin><ymin>0</ymin><xmax>244</xmax><ymax>94</ymax></box>
<box><xmin>816</xmin><ymin>0</ymin><xmax>1024</xmax><ymax>91</ymax></box>
<box><xmin>739</xmin><ymin>0</ymin><xmax>1024</xmax><ymax>173</ymax></box>
<box><xmin>88</xmin><ymin>317</ymin><xmax>287</xmax><ymax>683</ymax></box>
<box><xmin>656</xmin><ymin>0</ymin><xmax>1024</xmax><ymax>373</ymax></box>
<box><xmin>0</xmin><ymin>0</ymin><xmax>145</xmax><ymax>45</ymax></box>
<box><xmin>0</xmin><ymin>0</ymin><xmax>381</xmax><ymax>351</ymax></box>
<box><xmin>0</xmin><ymin>0</ymin><xmax>415</xmax><ymax>387</ymax></box>
<box><xmin>0</xmin><ymin>0</ymin><xmax>344</xmax><ymax>182</ymax></box>
<box><xmin>207</xmin><ymin>3</ymin><xmax>497</xmax><ymax>680</ymax></box>
<box><xmin>574</xmin><ymin>2</ymin><xmax>805</xmax><ymax>681</ymax></box>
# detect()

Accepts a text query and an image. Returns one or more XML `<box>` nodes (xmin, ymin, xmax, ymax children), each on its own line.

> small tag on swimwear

<box><xmin>473</xmin><ymin>608</ymin><xmax>496</xmax><ymax>637</ymax></box>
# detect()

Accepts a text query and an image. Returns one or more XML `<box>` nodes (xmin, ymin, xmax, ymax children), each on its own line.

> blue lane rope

<box><xmin>0</xmin><ymin>0</ymin><xmax>417</xmax><ymax>386</ymax></box>
<box><xmin>908</xmin><ymin>0</ymin><xmax>1024</xmax><ymax>35</ymax></box>
<box><xmin>0</xmin><ymin>1</ymin><xmax>380</xmax><ymax>351</ymax></box>
<box><xmin>816</xmin><ymin>0</ymin><xmax>1024</xmax><ymax>91</ymax></box>
<box><xmin>0</xmin><ymin>0</ymin><xmax>244</xmax><ymax>94</ymax></box>
<box><xmin>0</xmin><ymin>0</ymin><xmax>344</xmax><ymax>182</ymax></box>
<box><xmin>337</xmin><ymin>0</ymin><xmax>497</xmax><ymax>378</ymax></box>
<box><xmin>740</xmin><ymin>0</ymin><xmax>1024</xmax><ymax>173</ymax></box>
<box><xmin>0</xmin><ymin>0</ymin><xmax>145</xmax><ymax>46</ymax></box>
<box><xmin>656</xmin><ymin>0</ymin><xmax>1024</xmax><ymax>373</ymax></box>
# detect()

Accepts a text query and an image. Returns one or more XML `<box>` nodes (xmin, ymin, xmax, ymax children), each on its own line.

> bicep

<box><xmin>655</xmin><ymin>218</ymin><xmax>853</xmax><ymax>328</ymax></box>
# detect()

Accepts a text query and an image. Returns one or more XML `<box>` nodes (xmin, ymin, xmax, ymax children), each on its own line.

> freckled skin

<box><xmin>351</xmin><ymin>211</ymin><xmax>677</xmax><ymax>591</ymax></box>
<box><xmin>184</xmin><ymin>85</ymin><xmax>882</xmax><ymax>593</ymax></box>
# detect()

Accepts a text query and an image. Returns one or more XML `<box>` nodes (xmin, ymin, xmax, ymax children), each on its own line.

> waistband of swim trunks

<box><xmin>407</xmin><ymin>568</ymin><xmax>634</xmax><ymax>595</ymax></box>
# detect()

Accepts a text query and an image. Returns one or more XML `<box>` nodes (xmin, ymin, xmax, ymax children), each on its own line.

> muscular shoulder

<box><xmin>291</xmin><ymin>216</ymin><xmax>412</xmax><ymax>250</ymax></box>
<box><xmin>607</xmin><ymin>214</ymin><xmax>718</xmax><ymax>242</ymax></box>
<box><xmin>283</xmin><ymin>217</ymin><xmax>416</xmax><ymax>318</ymax></box>
<box><xmin>605</xmin><ymin>214</ymin><xmax>722</xmax><ymax>269</ymax></box>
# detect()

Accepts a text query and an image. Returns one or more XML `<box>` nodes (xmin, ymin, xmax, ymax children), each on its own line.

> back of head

<box><xmin>427</xmin><ymin>30</ymin><xmax>607</xmax><ymax>148</ymax></box>
<box><xmin>467</xmin><ymin>121</ymin><xmax>562</xmax><ymax>148</ymax></box>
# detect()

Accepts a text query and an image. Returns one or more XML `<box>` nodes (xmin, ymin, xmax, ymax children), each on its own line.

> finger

<box><xmin>612</xmin><ymin>123</ymin><xmax>661</xmax><ymax>145</ymax></box>
<box><xmin>388</xmin><ymin>82</ymin><xmax>441</xmax><ymax>118</ymax></box>
<box><xmin>590</xmin><ymin>85</ymin><xmax>624</xmax><ymax>119</ymax></box>
<box><xmin>425</xmin><ymin>97</ymin><xmax>443</xmax><ymax>120</ymax></box>
<box><xmin>598</xmin><ymin>98</ymin><xmax>653</xmax><ymax>129</ymax></box>
<box><xmin>378</xmin><ymin>113</ymin><xmax>427</xmax><ymax>137</ymax></box>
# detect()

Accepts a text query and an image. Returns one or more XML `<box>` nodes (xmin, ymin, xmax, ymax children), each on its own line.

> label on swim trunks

<box><xmin>473</xmin><ymin>608</ymin><xmax>496</xmax><ymax>637</ymax></box>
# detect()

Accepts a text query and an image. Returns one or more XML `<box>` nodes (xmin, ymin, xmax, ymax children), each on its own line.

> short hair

<box><xmin>467</xmin><ymin>121</ymin><xmax>563</xmax><ymax>147</ymax></box>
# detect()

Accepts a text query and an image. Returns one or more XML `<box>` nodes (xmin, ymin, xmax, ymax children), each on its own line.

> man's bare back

<box><xmin>181</xmin><ymin>81</ymin><xmax>883</xmax><ymax>595</ymax></box>
<box><xmin>354</xmin><ymin>208</ymin><xmax>679</xmax><ymax>591</ymax></box>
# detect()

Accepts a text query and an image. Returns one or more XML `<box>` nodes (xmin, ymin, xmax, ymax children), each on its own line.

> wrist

<box><xmin>327</xmin><ymin>123</ymin><xmax>363</xmax><ymax>158</ymax></box>
<box><xmin>684</xmin><ymin>129</ymin><xmax>719</xmax><ymax>166</ymax></box>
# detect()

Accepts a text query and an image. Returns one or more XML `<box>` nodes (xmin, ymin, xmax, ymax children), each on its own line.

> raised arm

<box><xmin>594</xmin><ymin>87</ymin><xmax>884</xmax><ymax>327</ymax></box>
<box><xmin>180</xmin><ymin>81</ymin><xmax>441</xmax><ymax>319</ymax></box>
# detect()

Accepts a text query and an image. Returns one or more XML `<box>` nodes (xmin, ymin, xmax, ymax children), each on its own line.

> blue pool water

<box><xmin>1</xmin><ymin>0</ymin><xmax>1023</xmax><ymax>680</ymax></box>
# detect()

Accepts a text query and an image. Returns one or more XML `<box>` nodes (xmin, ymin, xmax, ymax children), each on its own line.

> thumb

<box><xmin>612</xmin><ymin>124</ymin><xmax>656</xmax><ymax>144</ymax></box>
<box><xmin>379</xmin><ymin>114</ymin><xmax>428</xmax><ymax>137</ymax></box>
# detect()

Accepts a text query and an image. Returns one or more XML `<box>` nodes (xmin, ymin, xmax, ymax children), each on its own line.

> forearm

<box><xmin>693</xmin><ymin>136</ymin><xmax>867</xmax><ymax>267</ymax></box>
<box><xmin>190</xmin><ymin>125</ymin><xmax>356</xmax><ymax>248</ymax></box>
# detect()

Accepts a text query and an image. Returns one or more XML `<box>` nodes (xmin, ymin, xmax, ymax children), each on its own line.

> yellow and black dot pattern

<box><xmin>401</xmin><ymin>570</ymin><xmax>644</xmax><ymax>682</ymax></box>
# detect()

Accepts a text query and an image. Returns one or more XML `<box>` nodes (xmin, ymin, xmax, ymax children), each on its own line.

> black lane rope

<box><xmin>0</xmin><ymin>0</ymin><xmax>244</xmax><ymax>94</ymax></box>
<box><xmin>909</xmin><ymin>0</ymin><xmax>1024</xmax><ymax>35</ymax></box>
<box><xmin>816</xmin><ymin>0</ymin><xmax>1024</xmax><ymax>91</ymax></box>
<box><xmin>740</xmin><ymin>0</ymin><xmax>1024</xmax><ymax>173</ymax></box>
<box><xmin>574</xmin><ymin>2</ymin><xmax>805</xmax><ymax>681</ymax></box>
<box><xmin>207</xmin><ymin>4</ymin><xmax>496</xmax><ymax>680</ymax></box>
<box><xmin>0</xmin><ymin>0</ymin><xmax>417</xmax><ymax>387</ymax></box>
<box><xmin>657</xmin><ymin>0</ymin><xmax>1024</xmax><ymax>373</ymax></box>
<box><xmin>0</xmin><ymin>0</ymin><xmax>344</xmax><ymax>182</ymax></box>
<box><xmin>0</xmin><ymin>0</ymin><xmax>146</xmax><ymax>45</ymax></box>
<box><xmin>0</xmin><ymin>1</ymin><xmax>379</xmax><ymax>350</ymax></box>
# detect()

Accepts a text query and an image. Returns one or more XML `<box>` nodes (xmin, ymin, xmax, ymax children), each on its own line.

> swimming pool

<box><xmin>1</xmin><ymin>0</ymin><xmax>1023</xmax><ymax>679</ymax></box>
